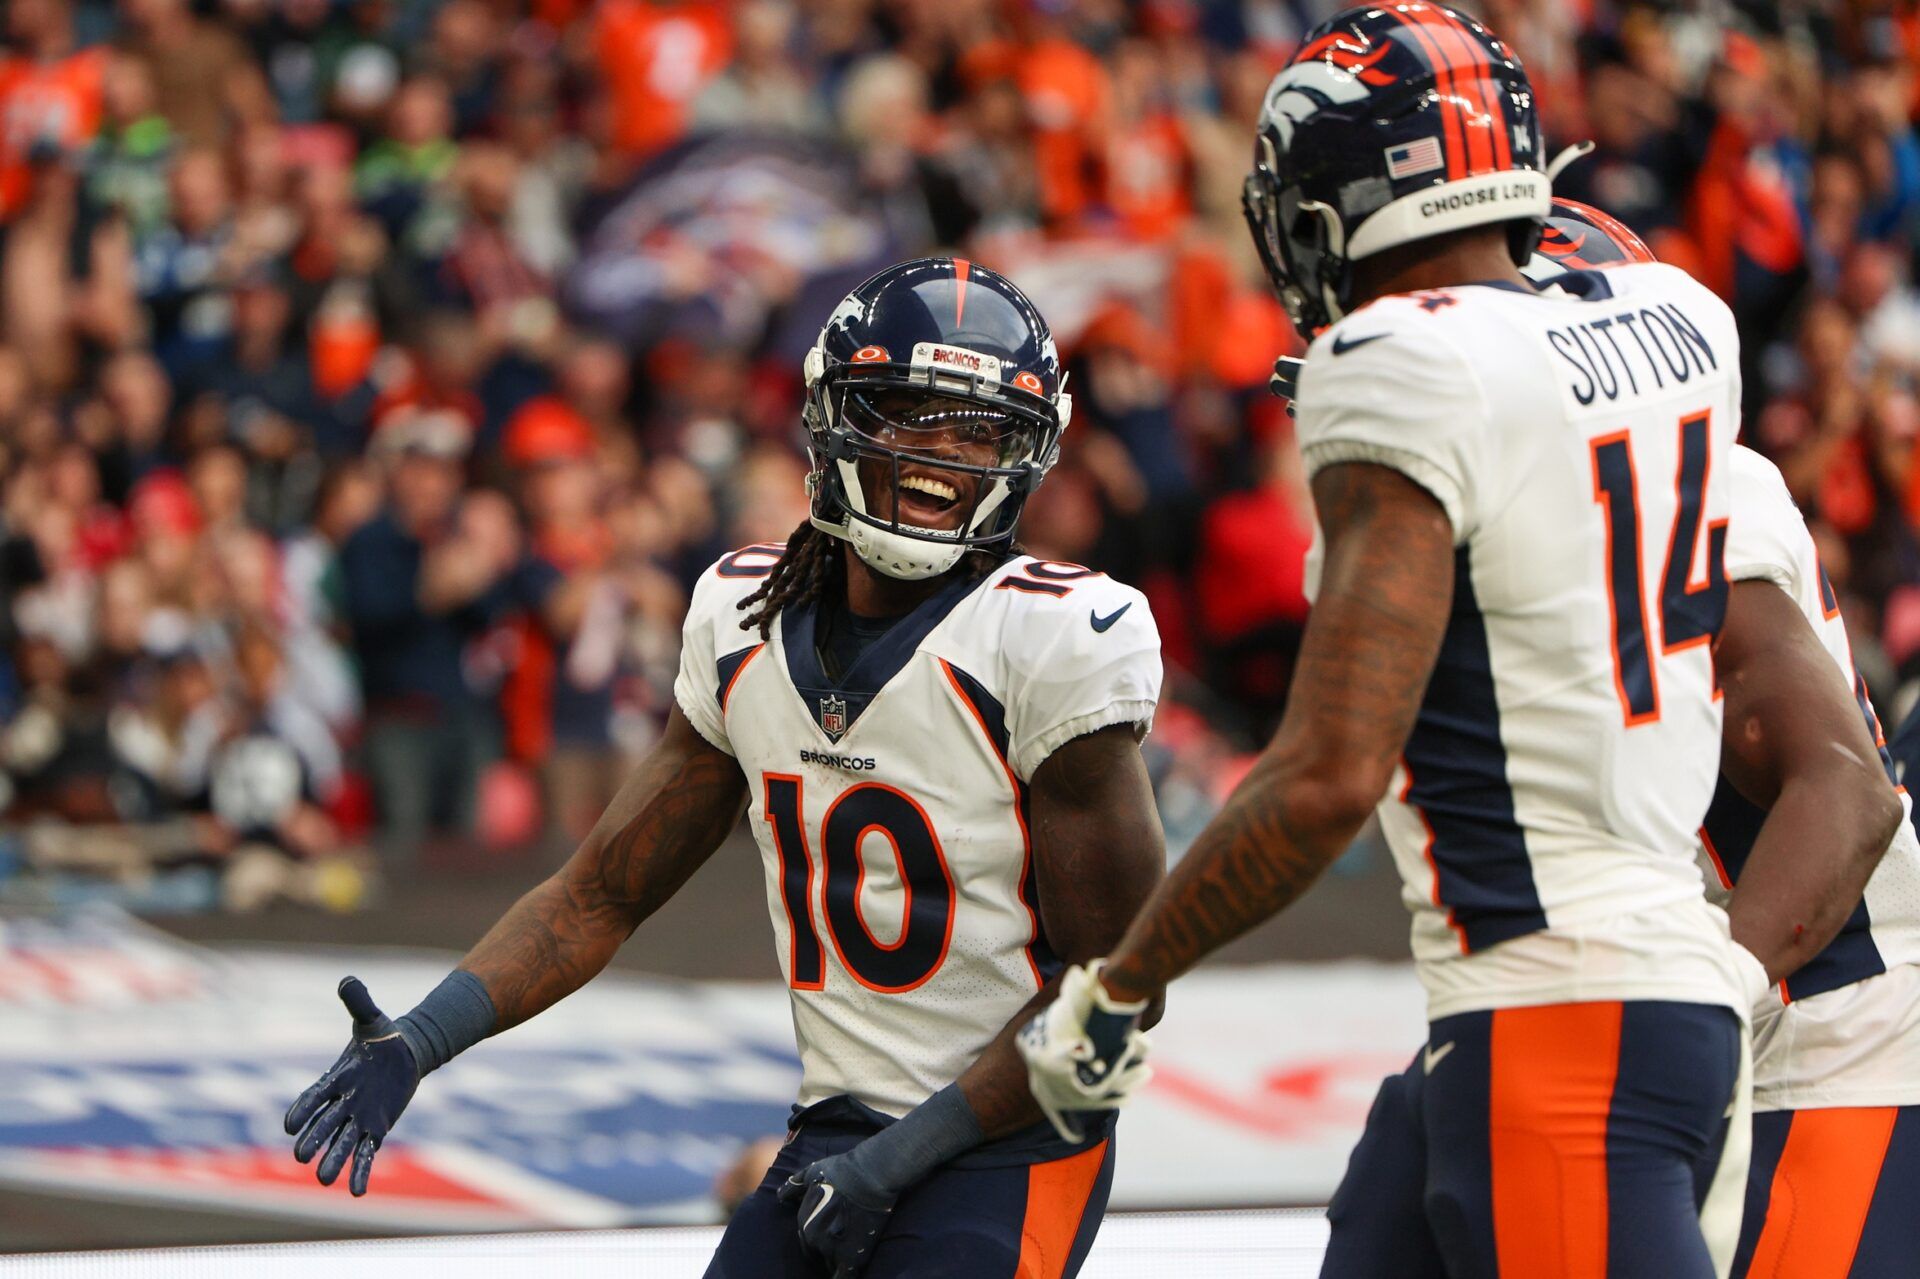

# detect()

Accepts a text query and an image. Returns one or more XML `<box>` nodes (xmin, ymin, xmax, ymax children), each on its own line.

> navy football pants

<box><xmin>1734</xmin><ymin>1104</ymin><xmax>1920</xmax><ymax>1278</ymax></box>
<box><xmin>704</xmin><ymin>1122</ymin><xmax>1114</xmax><ymax>1279</ymax></box>
<box><xmin>1321</xmin><ymin>1000</ymin><xmax>1744</xmax><ymax>1279</ymax></box>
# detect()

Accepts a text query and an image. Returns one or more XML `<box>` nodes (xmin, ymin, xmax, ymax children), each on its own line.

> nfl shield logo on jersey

<box><xmin>820</xmin><ymin>695</ymin><xmax>849</xmax><ymax>740</ymax></box>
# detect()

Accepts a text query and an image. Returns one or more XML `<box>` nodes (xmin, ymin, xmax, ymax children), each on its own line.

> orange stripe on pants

<box><xmin>1746</xmin><ymin>1107</ymin><xmax>1897</xmax><ymax>1279</ymax></box>
<box><xmin>1490</xmin><ymin>1002</ymin><xmax>1623</xmax><ymax>1279</ymax></box>
<box><xmin>1015</xmin><ymin>1140</ymin><xmax>1108</xmax><ymax>1279</ymax></box>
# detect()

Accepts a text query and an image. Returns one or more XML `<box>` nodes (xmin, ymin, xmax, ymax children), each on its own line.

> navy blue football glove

<box><xmin>284</xmin><ymin>977</ymin><xmax>421</xmax><ymax>1195</ymax></box>
<box><xmin>778</xmin><ymin>1151</ymin><xmax>895</xmax><ymax>1278</ymax></box>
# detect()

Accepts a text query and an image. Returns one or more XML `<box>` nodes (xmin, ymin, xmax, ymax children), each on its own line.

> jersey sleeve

<box><xmin>1003</xmin><ymin>576</ymin><xmax>1162</xmax><ymax>782</ymax></box>
<box><xmin>1725</xmin><ymin>446</ymin><xmax>1811</xmax><ymax>596</ymax></box>
<box><xmin>672</xmin><ymin>554</ymin><xmax>772</xmax><ymax>756</ymax></box>
<box><xmin>1294</xmin><ymin>314</ymin><xmax>1490</xmax><ymax>541</ymax></box>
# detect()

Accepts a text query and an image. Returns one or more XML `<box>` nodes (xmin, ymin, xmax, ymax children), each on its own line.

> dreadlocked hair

<box><xmin>737</xmin><ymin>522</ymin><xmax>843</xmax><ymax>637</ymax></box>
<box><xmin>736</xmin><ymin>520</ymin><xmax>1017</xmax><ymax>637</ymax></box>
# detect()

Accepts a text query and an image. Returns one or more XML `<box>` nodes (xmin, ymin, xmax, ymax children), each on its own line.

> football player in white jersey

<box><xmin>1020</xmin><ymin>8</ymin><xmax>1892</xmax><ymax>1278</ymax></box>
<box><xmin>284</xmin><ymin>258</ymin><xmax>1166</xmax><ymax>1279</ymax></box>
<box><xmin>1717</xmin><ymin>447</ymin><xmax>1920</xmax><ymax>1277</ymax></box>
<box><xmin>1524</xmin><ymin>202</ymin><xmax>1920</xmax><ymax>1278</ymax></box>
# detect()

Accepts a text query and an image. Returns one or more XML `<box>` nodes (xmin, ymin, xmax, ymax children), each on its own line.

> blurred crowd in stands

<box><xmin>1</xmin><ymin>0</ymin><xmax>1917</xmax><ymax>903</ymax></box>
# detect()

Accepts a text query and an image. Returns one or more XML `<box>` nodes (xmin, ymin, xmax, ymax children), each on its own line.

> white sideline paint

<box><xmin>0</xmin><ymin>1211</ymin><xmax>1334</xmax><ymax>1279</ymax></box>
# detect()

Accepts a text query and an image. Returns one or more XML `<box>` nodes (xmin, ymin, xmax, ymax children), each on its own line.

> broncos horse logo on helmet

<box><xmin>802</xmin><ymin>257</ymin><xmax>1070</xmax><ymax>581</ymax></box>
<box><xmin>1243</xmin><ymin>3</ymin><xmax>1558</xmax><ymax>334</ymax></box>
<box><xmin>1259</xmin><ymin>31</ymin><xmax>1397</xmax><ymax>150</ymax></box>
<box><xmin>1523</xmin><ymin>198</ymin><xmax>1659</xmax><ymax>280</ymax></box>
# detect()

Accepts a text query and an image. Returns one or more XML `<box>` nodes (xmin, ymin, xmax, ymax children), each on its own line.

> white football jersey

<box><xmin>1705</xmin><ymin>446</ymin><xmax>1920</xmax><ymax>1109</ymax></box>
<box><xmin>1297</xmin><ymin>264</ymin><xmax>1752</xmax><ymax>1021</ymax></box>
<box><xmin>674</xmin><ymin>546</ymin><xmax>1161</xmax><ymax>1116</ymax></box>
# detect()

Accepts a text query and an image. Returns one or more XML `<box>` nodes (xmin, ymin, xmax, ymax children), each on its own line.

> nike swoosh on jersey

<box><xmin>1331</xmin><ymin>331</ymin><xmax>1389</xmax><ymax>355</ymax></box>
<box><xmin>1090</xmin><ymin>603</ymin><xmax>1132</xmax><ymax>633</ymax></box>
<box><xmin>1423</xmin><ymin>1040</ymin><xmax>1455</xmax><ymax>1074</ymax></box>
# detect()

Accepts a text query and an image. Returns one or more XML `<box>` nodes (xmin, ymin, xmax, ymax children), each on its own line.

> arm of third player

<box><xmin>1714</xmin><ymin>579</ymin><xmax>1902</xmax><ymax>983</ymax></box>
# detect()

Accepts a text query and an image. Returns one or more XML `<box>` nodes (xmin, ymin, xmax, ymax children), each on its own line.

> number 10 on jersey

<box><xmin>1590</xmin><ymin>411</ymin><xmax>1727</xmax><ymax>726</ymax></box>
<box><xmin>763</xmin><ymin>774</ymin><xmax>958</xmax><ymax>994</ymax></box>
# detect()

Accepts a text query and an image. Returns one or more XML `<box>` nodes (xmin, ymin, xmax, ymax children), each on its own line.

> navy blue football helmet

<box><xmin>1243</xmin><ymin>3</ymin><xmax>1552</xmax><ymax>334</ymax></box>
<box><xmin>803</xmin><ymin>257</ymin><xmax>1070</xmax><ymax>580</ymax></box>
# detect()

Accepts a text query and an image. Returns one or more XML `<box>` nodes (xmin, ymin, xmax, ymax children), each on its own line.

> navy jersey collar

<box><xmin>780</xmin><ymin>566</ymin><xmax>994</xmax><ymax>740</ymax></box>
<box><xmin>1465</xmin><ymin>270</ymin><xmax>1616</xmax><ymax>301</ymax></box>
<box><xmin>1463</xmin><ymin>278</ymin><xmax>1536</xmax><ymax>295</ymax></box>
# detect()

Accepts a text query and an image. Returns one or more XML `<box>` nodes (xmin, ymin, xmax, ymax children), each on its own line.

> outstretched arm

<box><xmin>1099</xmin><ymin>462</ymin><xmax>1455</xmax><ymax>1004</ymax></box>
<box><xmin>286</xmin><ymin>705</ymin><xmax>745</xmax><ymax>1193</ymax></box>
<box><xmin>1714</xmin><ymin>579</ymin><xmax>1901</xmax><ymax>984</ymax></box>
<box><xmin>460</xmin><ymin>704</ymin><xmax>748</xmax><ymax>1028</ymax></box>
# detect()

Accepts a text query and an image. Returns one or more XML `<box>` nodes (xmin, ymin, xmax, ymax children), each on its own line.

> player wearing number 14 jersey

<box><xmin>282</xmin><ymin>257</ymin><xmax>1164</xmax><ymax>1279</ymax></box>
<box><xmin>1018</xmin><ymin>9</ymin><xmax>1838</xmax><ymax>1279</ymax></box>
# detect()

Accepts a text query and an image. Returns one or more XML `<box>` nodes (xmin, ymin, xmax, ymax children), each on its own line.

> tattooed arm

<box><xmin>1098</xmin><ymin>462</ymin><xmax>1456</xmax><ymax>1005</ymax></box>
<box><xmin>284</xmin><ymin>704</ymin><xmax>744</xmax><ymax>1192</ymax></box>
<box><xmin>956</xmin><ymin>723</ymin><xmax>1166</xmax><ymax>1138</ymax></box>
<box><xmin>461</xmin><ymin>704</ymin><xmax>747</xmax><ymax>1028</ymax></box>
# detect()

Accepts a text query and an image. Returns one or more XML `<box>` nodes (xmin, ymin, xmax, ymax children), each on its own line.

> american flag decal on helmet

<box><xmin>1386</xmin><ymin>137</ymin><xmax>1444</xmax><ymax>179</ymax></box>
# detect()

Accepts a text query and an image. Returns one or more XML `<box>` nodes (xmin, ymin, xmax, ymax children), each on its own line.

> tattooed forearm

<box><xmin>1102</xmin><ymin>462</ymin><xmax>1456</xmax><ymax>1004</ymax></box>
<box><xmin>459</xmin><ymin>707</ymin><xmax>747</xmax><ymax>1031</ymax></box>
<box><xmin>1101</xmin><ymin>763</ymin><xmax>1330</xmax><ymax>1000</ymax></box>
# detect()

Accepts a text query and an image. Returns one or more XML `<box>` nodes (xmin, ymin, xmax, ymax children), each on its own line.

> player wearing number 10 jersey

<box><xmin>283</xmin><ymin>258</ymin><xmax>1165</xmax><ymax>1279</ymax></box>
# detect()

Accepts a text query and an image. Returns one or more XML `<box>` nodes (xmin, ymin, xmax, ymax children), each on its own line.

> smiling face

<box><xmin>845</xmin><ymin>389</ymin><xmax>1031</xmax><ymax>533</ymax></box>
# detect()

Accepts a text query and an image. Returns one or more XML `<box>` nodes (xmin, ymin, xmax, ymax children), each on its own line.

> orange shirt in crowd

<box><xmin>1167</xmin><ymin>245</ymin><xmax>1296</xmax><ymax>387</ymax></box>
<box><xmin>1013</xmin><ymin>37</ymin><xmax>1110</xmax><ymax>226</ymax></box>
<box><xmin>1105</xmin><ymin>112</ymin><xmax>1190</xmax><ymax>241</ymax></box>
<box><xmin>594</xmin><ymin>0</ymin><xmax>734</xmax><ymax>158</ymax></box>
<box><xmin>1195</xmin><ymin>481</ymin><xmax>1313</xmax><ymax>643</ymax></box>
<box><xmin>0</xmin><ymin>47</ymin><xmax>106</xmax><ymax>218</ymax></box>
<box><xmin>1686</xmin><ymin>119</ymin><xmax>1802</xmax><ymax>301</ymax></box>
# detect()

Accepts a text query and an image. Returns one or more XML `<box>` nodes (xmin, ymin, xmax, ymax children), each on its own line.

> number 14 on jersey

<box><xmin>1590</xmin><ymin>410</ymin><xmax>1728</xmax><ymax>726</ymax></box>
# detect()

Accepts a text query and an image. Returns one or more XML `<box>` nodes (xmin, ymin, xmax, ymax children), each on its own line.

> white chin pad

<box><xmin>848</xmin><ymin>520</ymin><xmax>966</xmax><ymax>580</ymax></box>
